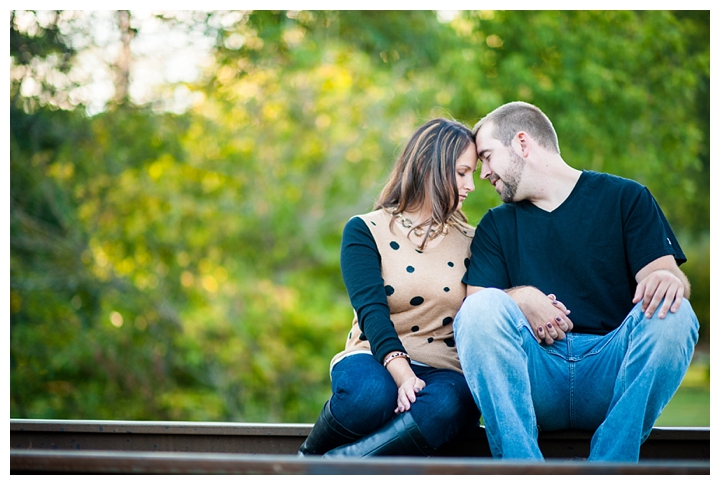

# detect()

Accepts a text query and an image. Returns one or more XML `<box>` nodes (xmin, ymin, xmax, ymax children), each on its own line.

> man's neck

<box><xmin>525</xmin><ymin>163</ymin><xmax>582</xmax><ymax>213</ymax></box>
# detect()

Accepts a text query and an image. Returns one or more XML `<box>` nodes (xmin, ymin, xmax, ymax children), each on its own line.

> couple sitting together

<box><xmin>297</xmin><ymin>101</ymin><xmax>699</xmax><ymax>462</ymax></box>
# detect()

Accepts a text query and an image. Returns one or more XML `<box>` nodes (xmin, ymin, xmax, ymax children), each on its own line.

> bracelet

<box><xmin>383</xmin><ymin>351</ymin><xmax>411</xmax><ymax>367</ymax></box>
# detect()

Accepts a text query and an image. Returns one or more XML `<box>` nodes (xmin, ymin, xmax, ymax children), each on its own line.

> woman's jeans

<box><xmin>454</xmin><ymin>288</ymin><xmax>699</xmax><ymax>462</ymax></box>
<box><xmin>328</xmin><ymin>353</ymin><xmax>480</xmax><ymax>449</ymax></box>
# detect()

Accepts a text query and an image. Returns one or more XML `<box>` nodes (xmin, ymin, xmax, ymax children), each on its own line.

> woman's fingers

<box><xmin>395</xmin><ymin>377</ymin><xmax>425</xmax><ymax>413</ymax></box>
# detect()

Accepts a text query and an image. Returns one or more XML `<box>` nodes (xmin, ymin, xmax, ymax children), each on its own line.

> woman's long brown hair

<box><xmin>374</xmin><ymin>118</ymin><xmax>474</xmax><ymax>249</ymax></box>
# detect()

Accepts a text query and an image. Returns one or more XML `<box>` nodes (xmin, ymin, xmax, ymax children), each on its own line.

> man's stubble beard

<box><xmin>499</xmin><ymin>150</ymin><xmax>526</xmax><ymax>203</ymax></box>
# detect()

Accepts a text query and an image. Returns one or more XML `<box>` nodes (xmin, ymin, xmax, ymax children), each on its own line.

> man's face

<box><xmin>475</xmin><ymin>123</ymin><xmax>526</xmax><ymax>203</ymax></box>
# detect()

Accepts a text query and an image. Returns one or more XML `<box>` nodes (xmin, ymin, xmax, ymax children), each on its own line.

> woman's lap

<box><xmin>329</xmin><ymin>353</ymin><xmax>480</xmax><ymax>446</ymax></box>
<box><xmin>329</xmin><ymin>353</ymin><xmax>398</xmax><ymax>434</ymax></box>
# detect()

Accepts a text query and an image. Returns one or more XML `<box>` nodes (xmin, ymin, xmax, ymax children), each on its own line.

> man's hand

<box><xmin>507</xmin><ymin>286</ymin><xmax>574</xmax><ymax>345</ymax></box>
<box><xmin>634</xmin><ymin>255</ymin><xmax>690</xmax><ymax>319</ymax></box>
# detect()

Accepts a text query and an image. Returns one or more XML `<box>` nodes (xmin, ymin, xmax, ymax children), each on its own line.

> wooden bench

<box><xmin>10</xmin><ymin>419</ymin><xmax>710</xmax><ymax>474</ymax></box>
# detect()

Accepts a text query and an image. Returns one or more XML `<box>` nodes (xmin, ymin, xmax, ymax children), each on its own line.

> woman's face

<box><xmin>454</xmin><ymin>143</ymin><xmax>478</xmax><ymax>209</ymax></box>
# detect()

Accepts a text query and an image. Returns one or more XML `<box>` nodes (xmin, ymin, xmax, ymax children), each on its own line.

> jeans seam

<box><xmin>619</xmin><ymin>324</ymin><xmax>630</xmax><ymax>394</ymax></box>
<box><xmin>568</xmin><ymin>361</ymin><xmax>575</xmax><ymax>428</ymax></box>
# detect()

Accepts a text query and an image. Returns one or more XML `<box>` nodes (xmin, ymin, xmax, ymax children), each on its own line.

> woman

<box><xmin>298</xmin><ymin>118</ymin><xmax>481</xmax><ymax>457</ymax></box>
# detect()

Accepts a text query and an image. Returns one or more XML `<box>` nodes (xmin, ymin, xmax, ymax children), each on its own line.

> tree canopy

<box><xmin>10</xmin><ymin>10</ymin><xmax>709</xmax><ymax>422</ymax></box>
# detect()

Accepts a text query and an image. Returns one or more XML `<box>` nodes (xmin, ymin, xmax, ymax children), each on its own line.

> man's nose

<box><xmin>480</xmin><ymin>163</ymin><xmax>491</xmax><ymax>180</ymax></box>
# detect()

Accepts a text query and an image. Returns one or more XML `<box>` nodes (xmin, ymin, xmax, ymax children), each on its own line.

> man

<box><xmin>454</xmin><ymin>101</ymin><xmax>699</xmax><ymax>461</ymax></box>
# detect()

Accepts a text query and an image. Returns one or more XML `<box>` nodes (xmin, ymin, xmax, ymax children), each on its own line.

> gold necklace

<box><xmin>394</xmin><ymin>213</ymin><xmax>449</xmax><ymax>240</ymax></box>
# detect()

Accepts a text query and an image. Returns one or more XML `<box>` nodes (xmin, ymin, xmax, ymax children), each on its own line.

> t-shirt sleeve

<box><xmin>623</xmin><ymin>186</ymin><xmax>687</xmax><ymax>277</ymax></box>
<box><xmin>462</xmin><ymin>210</ymin><xmax>512</xmax><ymax>289</ymax></box>
<box><xmin>340</xmin><ymin>216</ymin><xmax>406</xmax><ymax>363</ymax></box>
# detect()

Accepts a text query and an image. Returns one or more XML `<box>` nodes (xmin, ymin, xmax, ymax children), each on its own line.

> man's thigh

<box><xmin>566</xmin><ymin>332</ymin><xmax>624</xmax><ymax>430</ymax></box>
<box><xmin>550</xmin><ymin>307</ymin><xmax>644</xmax><ymax>431</ymax></box>
<box><xmin>522</xmin><ymin>326</ymin><xmax>573</xmax><ymax>431</ymax></box>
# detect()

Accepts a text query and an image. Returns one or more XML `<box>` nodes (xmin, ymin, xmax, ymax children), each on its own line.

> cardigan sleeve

<box><xmin>340</xmin><ymin>216</ymin><xmax>407</xmax><ymax>363</ymax></box>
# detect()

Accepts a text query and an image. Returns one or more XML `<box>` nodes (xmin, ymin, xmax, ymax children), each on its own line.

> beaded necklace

<box><xmin>393</xmin><ymin>212</ymin><xmax>449</xmax><ymax>241</ymax></box>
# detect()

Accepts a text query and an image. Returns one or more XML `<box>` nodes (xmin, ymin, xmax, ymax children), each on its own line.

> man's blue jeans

<box><xmin>454</xmin><ymin>288</ymin><xmax>699</xmax><ymax>461</ymax></box>
<box><xmin>329</xmin><ymin>353</ymin><xmax>480</xmax><ymax>449</ymax></box>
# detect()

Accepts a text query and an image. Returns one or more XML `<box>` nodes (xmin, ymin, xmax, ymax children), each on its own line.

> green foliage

<box><xmin>10</xmin><ymin>10</ymin><xmax>709</xmax><ymax>424</ymax></box>
<box><xmin>656</xmin><ymin>387</ymin><xmax>710</xmax><ymax>427</ymax></box>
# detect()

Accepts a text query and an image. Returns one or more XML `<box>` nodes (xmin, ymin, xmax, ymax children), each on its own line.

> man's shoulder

<box><xmin>582</xmin><ymin>170</ymin><xmax>646</xmax><ymax>193</ymax></box>
<box><xmin>486</xmin><ymin>201</ymin><xmax>518</xmax><ymax>217</ymax></box>
<box><xmin>575</xmin><ymin>171</ymin><xmax>651</xmax><ymax>211</ymax></box>
<box><xmin>477</xmin><ymin>202</ymin><xmax>522</xmax><ymax>235</ymax></box>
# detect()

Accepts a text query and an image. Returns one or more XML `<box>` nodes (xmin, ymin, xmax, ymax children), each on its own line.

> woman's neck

<box><xmin>393</xmin><ymin>205</ymin><xmax>448</xmax><ymax>249</ymax></box>
<box><xmin>398</xmin><ymin>206</ymin><xmax>433</xmax><ymax>226</ymax></box>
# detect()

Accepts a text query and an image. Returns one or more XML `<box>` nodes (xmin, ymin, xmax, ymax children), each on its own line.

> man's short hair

<box><xmin>472</xmin><ymin>101</ymin><xmax>560</xmax><ymax>154</ymax></box>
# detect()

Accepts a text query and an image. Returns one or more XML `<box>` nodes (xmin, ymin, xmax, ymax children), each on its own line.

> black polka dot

<box><xmin>359</xmin><ymin>332</ymin><xmax>367</xmax><ymax>341</ymax></box>
<box><xmin>442</xmin><ymin>316</ymin><xmax>453</xmax><ymax>326</ymax></box>
<box><xmin>410</xmin><ymin>296</ymin><xmax>424</xmax><ymax>306</ymax></box>
<box><xmin>406</xmin><ymin>266</ymin><xmax>415</xmax><ymax>273</ymax></box>
<box><xmin>371</xmin><ymin>221</ymin><xmax>377</xmax><ymax>226</ymax></box>
<box><xmin>443</xmin><ymin>287</ymin><xmax>450</xmax><ymax>292</ymax></box>
<box><xmin>444</xmin><ymin>337</ymin><xmax>456</xmax><ymax>347</ymax></box>
<box><xmin>390</xmin><ymin>241</ymin><xmax>400</xmax><ymax>250</ymax></box>
<box><xmin>427</xmin><ymin>337</ymin><xmax>434</xmax><ymax>343</ymax></box>
<box><xmin>411</xmin><ymin>326</ymin><xmax>420</xmax><ymax>332</ymax></box>
<box><xmin>447</xmin><ymin>261</ymin><xmax>454</xmax><ymax>267</ymax></box>
<box><xmin>464</xmin><ymin>258</ymin><xmax>470</xmax><ymax>268</ymax></box>
<box><xmin>385</xmin><ymin>285</ymin><xmax>395</xmax><ymax>296</ymax></box>
<box><xmin>415</xmin><ymin>249</ymin><xmax>423</xmax><ymax>254</ymax></box>
<box><xmin>348</xmin><ymin>331</ymin><xmax>353</xmax><ymax>340</ymax></box>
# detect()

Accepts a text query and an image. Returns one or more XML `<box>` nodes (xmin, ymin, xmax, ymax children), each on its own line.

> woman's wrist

<box><xmin>382</xmin><ymin>351</ymin><xmax>410</xmax><ymax>367</ymax></box>
<box><xmin>384</xmin><ymin>353</ymin><xmax>416</xmax><ymax>387</ymax></box>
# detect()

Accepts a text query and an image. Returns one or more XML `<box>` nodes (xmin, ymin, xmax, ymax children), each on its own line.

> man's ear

<box><xmin>515</xmin><ymin>131</ymin><xmax>531</xmax><ymax>158</ymax></box>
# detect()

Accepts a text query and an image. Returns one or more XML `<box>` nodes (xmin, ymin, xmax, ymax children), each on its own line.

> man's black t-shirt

<box><xmin>463</xmin><ymin>170</ymin><xmax>686</xmax><ymax>335</ymax></box>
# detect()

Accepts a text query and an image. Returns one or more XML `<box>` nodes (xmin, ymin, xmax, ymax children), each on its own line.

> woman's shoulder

<box><xmin>453</xmin><ymin>220</ymin><xmax>475</xmax><ymax>239</ymax></box>
<box><xmin>343</xmin><ymin>209</ymin><xmax>390</xmax><ymax>241</ymax></box>
<box><xmin>449</xmin><ymin>214</ymin><xmax>475</xmax><ymax>240</ymax></box>
<box><xmin>345</xmin><ymin>208</ymin><xmax>392</xmax><ymax>231</ymax></box>
<box><xmin>354</xmin><ymin>208</ymin><xmax>392</xmax><ymax>224</ymax></box>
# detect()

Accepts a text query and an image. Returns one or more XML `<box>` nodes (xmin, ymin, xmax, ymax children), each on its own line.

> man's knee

<box><xmin>647</xmin><ymin>298</ymin><xmax>698</xmax><ymax>334</ymax></box>
<box><xmin>455</xmin><ymin>288</ymin><xmax>514</xmax><ymax>332</ymax></box>
<box><xmin>637</xmin><ymin>298</ymin><xmax>699</xmax><ymax>357</ymax></box>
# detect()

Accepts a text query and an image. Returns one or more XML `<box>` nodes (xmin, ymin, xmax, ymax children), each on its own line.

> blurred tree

<box><xmin>10</xmin><ymin>10</ymin><xmax>710</xmax><ymax>423</ymax></box>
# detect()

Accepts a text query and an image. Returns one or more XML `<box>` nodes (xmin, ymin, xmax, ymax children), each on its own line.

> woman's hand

<box><xmin>506</xmin><ymin>287</ymin><xmax>574</xmax><ymax>345</ymax></box>
<box><xmin>395</xmin><ymin>376</ymin><xmax>426</xmax><ymax>414</ymax></box>
<box><xmin>383</xmin><ymin>351</ymin><xmax>425</xmax><ymax>413</ymax></box>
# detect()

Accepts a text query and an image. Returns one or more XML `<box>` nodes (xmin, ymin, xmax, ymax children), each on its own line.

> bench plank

<box><xmin>10</xmin><ymin>450</ymin><xmax>710</xmax><ymax>475</ymax></box>
<box><xmin>10</xmin><ymin>419</ymin><xmax>710</xmax><ymax>463</ymax></box>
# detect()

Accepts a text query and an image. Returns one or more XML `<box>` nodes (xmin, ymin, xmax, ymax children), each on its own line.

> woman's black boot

<box><xmin>297</xmin><ymin>401</ymin><xmax>362</xmax><ymax>456</ymax></box>
<box><xmin>323</xmin><ymin>411</ymin><xmax>434</xmax><ymax>458</ymax></box>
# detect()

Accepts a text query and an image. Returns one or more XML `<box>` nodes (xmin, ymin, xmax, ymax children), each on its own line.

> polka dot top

<box><xmin>330</xmin><ymin>208</ymin><xmax>474</xmax><ymax>374</ymax></box>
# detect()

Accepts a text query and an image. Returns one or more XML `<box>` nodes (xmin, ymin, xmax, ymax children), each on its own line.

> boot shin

<box><xmin>297</xmin><ymin>401</ymin><xmax>361</xmax><ymax>456</ymax></box>
<box><xmin>323</xmin><ymin>412</ymin><xmax>434</xmax><ymax>458</ymax></box>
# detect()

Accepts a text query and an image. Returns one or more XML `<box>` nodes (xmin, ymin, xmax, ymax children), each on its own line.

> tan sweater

<box><xmin>330</xmin><ymin>208</ymin><xmax>474</xmax><ymax>374</ymax></box>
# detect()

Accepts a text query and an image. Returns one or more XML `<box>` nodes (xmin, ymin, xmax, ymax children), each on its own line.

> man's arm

<box><xmin>633</xmin><ymin>254</ymin><xmax>691</xmax><ymax>319</ymax></box>
<box><xmin>466</xmin><ymin>285</ymin><xmax>573</xmax><ymax>344</ymax></box>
